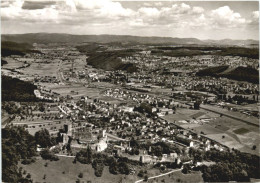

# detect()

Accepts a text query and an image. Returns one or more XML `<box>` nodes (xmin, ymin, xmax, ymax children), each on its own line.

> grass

<box><xmin>144</xmin><ymin>171</ymin><xmax>203</xmax><ymax>183</ymax></box>
<box><xmin>19</xmin><ymin>156</ymin><xmax>127</xmax><ymax>183</ymax></box>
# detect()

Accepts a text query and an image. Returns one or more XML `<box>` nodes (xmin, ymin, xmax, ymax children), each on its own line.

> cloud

<box><xmin>210</xmin><ymin>6</ymin><xmax>246</xmax><ymax>27</ymax></box>
<box><xmin>246</xmin><ymin>10</ymin><xmax>259</xmax><ymax>25</ymax></box>
<box><xmin>192</xmin><ymin>6</ymin><xmax>204</xmax><ymax>14</ymax></box>
<box><xmin>143</xmin><ymin>2</ymin><xmax>152</xmax><ymax>7</ymax></box>
<box><xmin>1</xmin><ymin>0</ymin><xmax>258</xmax><ymax>40</ymax></box>
<box><xmin>138</xmin><ymin>7</ymin><xmax>160</xmax><ymax>17</ymax></box>
<box><xmin>154</xmin><ymin>2</ymin><xmax>163</xmax><ymax>7</ymax></box>
<box><xmin>252</xmin><ymin>11</ymin><xmax>259</xmax><ymax>19</ymax></box>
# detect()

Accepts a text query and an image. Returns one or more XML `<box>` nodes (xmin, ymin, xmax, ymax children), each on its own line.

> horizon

<box><xmin>2</xmin><ymin>32</ymin><xmax>259</xmax><ymax>42</ymax></box>
<box><xmin>1</xmin><ymin>0</ymin><xmax>259</xmax><ymax>40</ymax></box>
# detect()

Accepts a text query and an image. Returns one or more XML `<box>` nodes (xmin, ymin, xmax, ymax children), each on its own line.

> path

<box><xmin>135</xmin><ymin>168</ymin><xmax>182</xmax><ymax>183</ymax></box>
<box><xmin>55</xmin><ymin>154</ymin><xmax>75</xmax><ymax>158</ymax></box>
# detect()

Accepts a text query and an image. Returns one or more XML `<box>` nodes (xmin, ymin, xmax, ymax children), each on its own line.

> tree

<box><xmin>2</xmin><ymin>126</ymin><xmax>36</xmax><ymax>182</ymax></box>
<box><xmin>39</xmin><ymin>104</ymin><xmax>45</xmax><ymax>112</ymax></box>
<box><xmin>40</xmin><ymin>149</ymin><xmax>59</xmax><ymax>161</ymax></box>
<box><xmin>144</xmin><ymin>175</ymin><xmax>148</xmax><ymax>182</ymax></box>
<box><xmin>75</xmin><ymin>147</ymin><xmax>92</xmax><ymax>164</ymax></box>
<box><xmin>194</xmin><ymin>101</ymin><xmax>200</xmax><ymax>110</ymax></box>
<box><xmin>26</xmin><ymin>173</ymin><xmax>31</xmax><ymax>179</ymax></box>
<box><xmin>118</xmin><ymin>162</ymin><xmax>130</xmax><ymax>175</ymax></box>
<box><xmin>109</xmin><ymin>162</ymin><xmax>118</xmax><ymax>175</ymax></box>
<box><xmin>138</xmin><ymin>170</ymin><xmax>144</xmax><ymax>177</ymax></box>
<box><xmin>78</xmin><ymin>172</ymin><xmax>83</xmax><ymax>178</ymax></box>
<box><xmin>86</xmin><ymin>145</ymin><xmax>92</xmax><ymax>164</ymax></box>
<box><xmin>182</xmin><ymin>164</ymin><xmax>190</xmax><ymax>174</ymax></box>
<box><xmin>35</xmin><ymin>129</ymin><xmax>53</xmax><ymax>148</ymax></box>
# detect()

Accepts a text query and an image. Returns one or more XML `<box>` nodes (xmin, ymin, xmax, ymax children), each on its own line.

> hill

<box><xmin>2</xmin><ymin>75</ymin><xmax>38</xmax><ymax>102</ymax></box>
<box><xmin>85</xmin><ymin>51</ymin><xmax>138</xmax><ymax>73</ymax></box>
<box><xmin>1</xmin><ymin>33</ymin><xmax>203</xmax><ymax>45</ymax></box>
<box><xmin>196</xmin><ymin>66</ymin><xmax>259</xmax><ymax>84</ymax></box>
<box><xmin>153</xmin><ymin>46</ymin><xmax>259</xmax><ymax>59</ymax></box>
<box><xmin>2</xmin><ymin>33</ymin><xmax>258</xmax><ymax>46</ymax></box>
<box><xmin>1</xmin><ymin>41</ymin><xmax>40</xmax><ymax>57</ymax></box>
<box><xmin>1</xmin><ymin>58</ymin><xmax>8</xmax><ymax>66</ymax></box>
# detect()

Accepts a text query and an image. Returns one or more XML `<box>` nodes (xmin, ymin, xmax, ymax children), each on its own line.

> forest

<box><xmin>153</xmin><ymin>46</ymin><xmax>259</xmax><ymax>59</ymax></box>
<box><xmin>1</xmin><ymin>41</ymin><xmax>40</xmax><ymax>57</ymax></box>
<box><xmin>196</xmin><ymin>66</ymin><xmax>259</xmax><ymax>84</ymax></box>
<box><xmin>2</xmin><ymin>76</ymin><xmax>38</xmax><ymax>102</ymax></box>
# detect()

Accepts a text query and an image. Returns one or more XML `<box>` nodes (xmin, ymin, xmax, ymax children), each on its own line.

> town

<box><xmin>2</xmin><ymin>38</ymin><xmax>259</xmax><ymax>183</ymax></box>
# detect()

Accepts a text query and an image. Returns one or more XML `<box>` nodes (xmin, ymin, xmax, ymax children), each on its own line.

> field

<box><xmin>181</xmin><ymin>115</ymin><xmax>260</xmax><ymax>155</ymax></box>
<box><xmin>161</xmin><ymin>108</ymin><xmax>201</xmax><ymax>122</ymax></box>
<box><xmin>39</xmin><ymin>82</ymin><xmax>125</xmax><ymax>104</ymax></box>
<box><xmin>19</xmin><ymin>156</ymin><xmax>138</xmax><ymax>183</ymax></box>
<box><xmin>19</xmin><ymin>156</ymin><xmax>204</xmax><ymax>183</ymax></box>
<box><xmin>21</xmin><ymin>62</ymin><xmax>59</xmax><ymax>77</ymax></box>
<box><xmin>201</xmin><ymin>104</ymin><xmax>259</xmax><ymax>125</ymax></box>
<box><xmin>2</xmin><ymin>57</ymin><xmax>24</xmax><ymax>69</ymax></box>
<box><xmin>161</xmin><ymin>106</ymin><xmax>260</xmax><ymax>156</ymax></box>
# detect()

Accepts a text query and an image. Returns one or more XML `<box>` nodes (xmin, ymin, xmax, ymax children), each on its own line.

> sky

<box><xmin>1</xmin><ymin>0</ymin><xmax>259</xmax><ymax>40</ymax></box>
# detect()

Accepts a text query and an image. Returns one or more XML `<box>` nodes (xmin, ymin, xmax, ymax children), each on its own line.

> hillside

<box><xmin>1</xmin><ymin>41</ymin><xmax>40</xmax><ymax>57</ymax></box>
<box><xmin>153</xmin><ymin>46</ymin><xmax>259</xmax><ymax>59</ymax></box>
<box><xmin>2</xmin><ymin>75</ymin><xmax>38</xmax><ymax>102</ymax></box>
<box><xmin>1</xmin><ymin>59</ymin><xmax>8</xmax><ymax>66</ymax></box>
<box><xmin>196</xmin><ymin>66</ymin><xmax>259</xmax><ymax>84</ymax></box>
<box><xmin>86</xmin><ymin>51</ymin><xmax>138</xmax><ymax>73</ymax></box>
<box><xmin>2</xmin><ymin>33</ymin><xmax>258</xmax><ymax>46</ymax></box>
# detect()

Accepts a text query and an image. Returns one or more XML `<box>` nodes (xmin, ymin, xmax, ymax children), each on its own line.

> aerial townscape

<box><xmin>1</xmin><ymin>1</ymin><xmax>260</xmax><ymax>183</ymax></box>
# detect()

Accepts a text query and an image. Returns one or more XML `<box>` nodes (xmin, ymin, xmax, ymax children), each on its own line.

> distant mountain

<box><xmin>205</xmin><ymin>39</ymin><xmax>259</xmax><ymax>46</ymax></box>
<box><xmin>196</xmin><ymin>66</ymin><xmax>259</xmax><ymax>84</ymax></box>
<box><xmin>2</xmin><ymin>33</ymin><xmax>258</xmax><ymax>46</ymax></box>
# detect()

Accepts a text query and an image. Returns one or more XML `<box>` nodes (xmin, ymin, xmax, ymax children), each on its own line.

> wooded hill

<box><xmin>2</xmin><ymin>75</ymin><xmax>38</xmax><ymax>102</ymax></box>
<box><xmin>1</xmin><ymin>41</ymin><xmax>40</xmax><ymax>57</ymax></box>
<box><xmin>196</xmin><ymin>66</ymin><xmax>259</xmax><ymax>84</ymax></box>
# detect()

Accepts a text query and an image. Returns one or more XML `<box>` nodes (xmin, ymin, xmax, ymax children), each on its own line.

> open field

<box><xmin>181</xmin><ymin>115</ymin><xmax>260</xmax><ymax>155</ymax></box>
<box><xmin>161</xmin><ymin>108</ymin><xmax>219</xmax><ymax>122</ymax></box>
<box><xmin>201</xmin><ymin>104</ymin><xmax>259</xmax><ymax>125</ymax></box>
<box><xmin>162</xmin><ymin>106</ymin><xmax>260</xmax><ymax>156</ymax></box>
<box><xmin>39</xmin><ymin>82</ymin><xmax>124</xmax><ymax>104</ymax></box>
<box><xmin>19</xmin><ymin>156</ymin><xmax>138</xmax><ymax>183</ymax></box>
<box><xmin>21</xmin><ymin>62</ymin><xmax>59</xmax><ymax>77</ymax></box>
<box><xmin>2</xmin><ymin>57</ymin><xmax>24</xmax><ymax>69</ymax></box>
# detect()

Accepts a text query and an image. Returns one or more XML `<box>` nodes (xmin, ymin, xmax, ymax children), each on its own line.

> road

<box><xmin>135</xmin><ymin>168</ymin><xmax>182</xmax><ymax>183</ymax></box>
